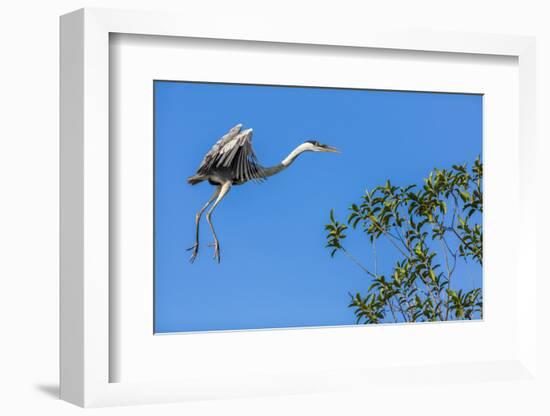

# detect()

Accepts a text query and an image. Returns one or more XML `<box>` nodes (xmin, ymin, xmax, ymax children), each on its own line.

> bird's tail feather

<box><xmin>187</xmin><ymin>175</ymin><xmax>205</xmax><ymax>185</ymax></box>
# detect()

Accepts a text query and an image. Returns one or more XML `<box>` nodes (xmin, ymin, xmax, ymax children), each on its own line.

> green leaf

<box><xmin>459</xmin><ymin>190</ymin><xmax>470</xmax><ymax>202</ymax></box>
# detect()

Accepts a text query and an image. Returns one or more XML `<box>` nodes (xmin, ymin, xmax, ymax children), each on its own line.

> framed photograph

<box><xmin>60</xmin><ymin>8</ymin><xmax>537</xmax><ymax>407</ymax></box>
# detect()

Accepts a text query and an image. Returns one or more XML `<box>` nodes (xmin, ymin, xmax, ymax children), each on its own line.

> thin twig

<box><xmin>368</xmin><ymin>217</ymin><xmax>410</xmax><ymax>258</ymax></box>
<box><xmin>449</xmin><ymin>227</ymin><xmax>483</xmax><ymax>265</ymax></box>
<box><xmin>440</xmin><ymin>238</ymin><xmax>452</xmax><ymax>320</ymax></box>
<box><xmin>341</xmin><ymin>248</ymin><xmax>377</xmax><ymax>278</ymax></box>
<box><xmin>372</xmin><ymin>239</ymin><xmax>378</xmax><ymax>276</ymax></box>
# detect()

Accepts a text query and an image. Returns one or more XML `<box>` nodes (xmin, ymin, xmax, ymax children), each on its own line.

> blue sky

<box><xmin>154</xmin><ymin>81</ymin><xmax>482</xmax><ymax>333</ymax></box>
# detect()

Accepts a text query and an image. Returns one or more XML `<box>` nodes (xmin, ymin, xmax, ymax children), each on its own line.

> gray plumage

<box><xmin>186</xmin><ymin>124</ymin><xmax>339</xmax><ymax>263</ymax></box>
<box><xmin>188</xmin><ymin>124</ymin><xmax>265</xmax><ymax>186</ymax></box>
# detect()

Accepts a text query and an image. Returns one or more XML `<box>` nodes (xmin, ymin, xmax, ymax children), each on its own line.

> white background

<box><xmin>1</xmin><ymin>1</ymin><xmax>548</xmax><ymax>415</ymax></box>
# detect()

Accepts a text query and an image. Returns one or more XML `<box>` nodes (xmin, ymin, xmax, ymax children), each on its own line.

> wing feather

<box><xmin>196</xmin><ymin>124</ymin><xmax>242</xmax><ymax>174</ymax></box>
<box><xmin>195</xmin><ymin>124</ymin><xmax>267</xmax><ymax>183</ymax></box>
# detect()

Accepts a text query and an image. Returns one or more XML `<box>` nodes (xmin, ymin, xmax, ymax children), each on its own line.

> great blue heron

<box><xmin>187</xmin><ymin>123</ymin><xmax>339</xmax><ymax>263</ymax></box>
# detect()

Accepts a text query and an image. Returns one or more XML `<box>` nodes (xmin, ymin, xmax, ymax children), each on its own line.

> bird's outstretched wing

<box><xmin>197</xmin><ymin>124</ymin><xmax>265</xmax><ymax>183</ymax></box>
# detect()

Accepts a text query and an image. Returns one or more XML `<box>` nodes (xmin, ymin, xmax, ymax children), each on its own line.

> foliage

<box><xmin>325</xmin><ymin>157</ymin><xmax>483</xmax><ymax>324</ymax></box>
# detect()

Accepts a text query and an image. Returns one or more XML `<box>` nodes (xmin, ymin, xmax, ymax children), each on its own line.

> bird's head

<box><xmin>303</xmin><ymin>140</ymin><xmax>340</xmax><ymax>153</ymax></box>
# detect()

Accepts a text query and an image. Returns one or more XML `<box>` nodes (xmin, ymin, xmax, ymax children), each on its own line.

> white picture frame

<box><xmin>60</xmin><ymin>7</ymin><xmax>537</xmax><ymax>407</ymax></box>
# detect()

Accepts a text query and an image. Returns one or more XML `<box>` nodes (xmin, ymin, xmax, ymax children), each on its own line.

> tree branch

<box><xmin>341</xmin><ymin>247</ymin><xmax>377</xmax><ymax>278</ymax></box>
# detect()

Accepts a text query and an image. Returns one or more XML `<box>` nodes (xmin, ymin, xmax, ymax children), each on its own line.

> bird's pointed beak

<box><xmin>322</xmin><ymin>145</ymin><xmax>340</xmax><ymax>153</ymax></box>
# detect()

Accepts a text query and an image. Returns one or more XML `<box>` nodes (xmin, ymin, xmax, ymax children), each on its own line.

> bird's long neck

<box><xmin>261</xmin><ymin>144</ymin><xmax>309</xmax><ymax>178</ymax></box>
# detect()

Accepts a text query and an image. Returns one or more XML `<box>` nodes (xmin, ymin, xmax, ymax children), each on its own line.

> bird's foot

<box><xmin>208</xmin><ymin>241</ymin><xmax>221</xmax><ymax>263</ymax></box>
<box><xmin>186</xmin><ymin>243</ymin><xmax>199</xmax><ymax>263</ymax></box>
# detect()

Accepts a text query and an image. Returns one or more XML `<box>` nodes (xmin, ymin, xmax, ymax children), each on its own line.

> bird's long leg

<box><xmin>206</xmin><ymin>181</ymin><xmax>231</xmax><ymax>263</ymax></box>
<box><xmin>187</xmin><ymin>186</ymin><xmax>221</xmax><ymax>263</ymax></box>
